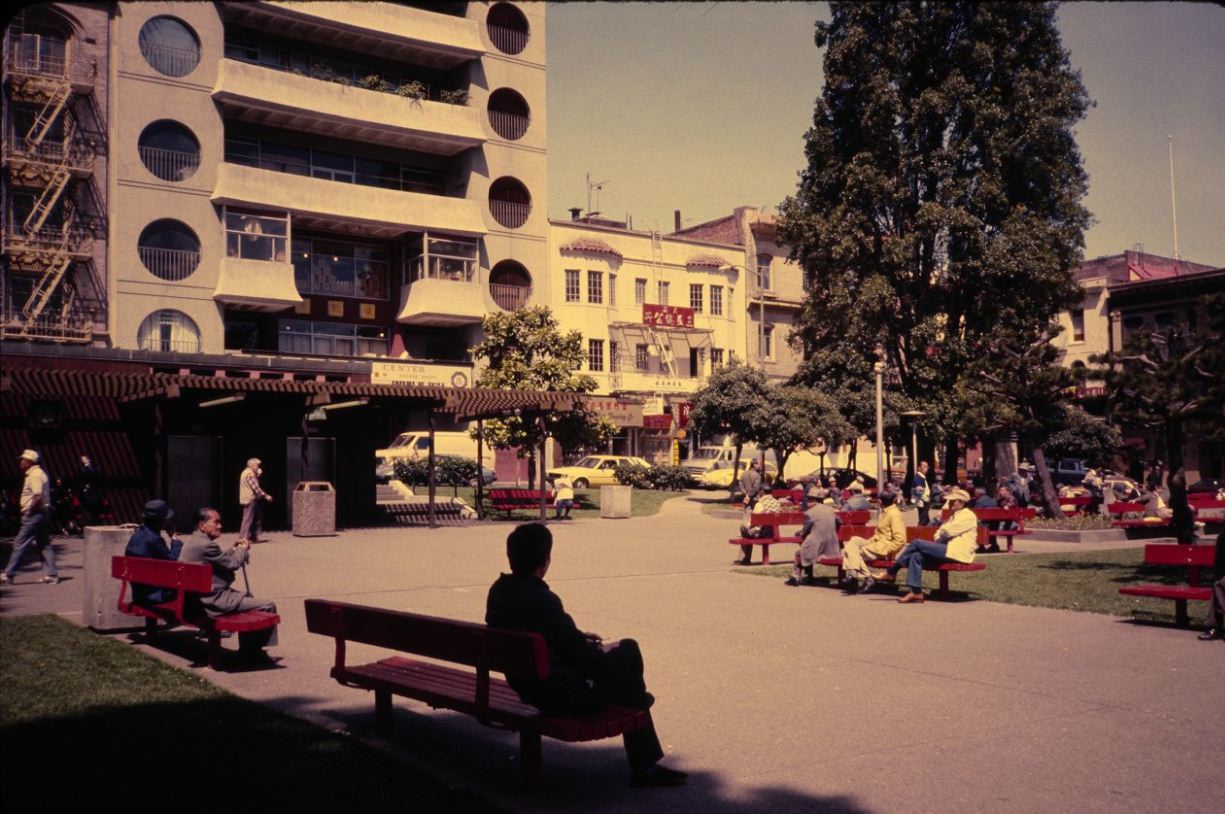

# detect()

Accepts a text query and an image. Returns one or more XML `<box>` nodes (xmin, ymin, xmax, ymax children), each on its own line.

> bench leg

<box><xmin>761</xmin><ymin>543</ymin><xmax>770</xmax><ymax>566</ymax></box>
<box><xmin>1007</xmin><ymin>536</ymin><xmax>1014</xmax><ymax>554</ymax></box>
<box><xmin>145</xmin><ymin>616</ymin><xmax>158</xmax><ymax>641</ymax></box>
<box><xmin>374</xmin><ymin>689</ymin><xmax>393</xmax><ymax>737</ymax></box>
<box><xmin>934</xmin><ymin>571</ymin><xmax>951</xmax><ymax>599</ymax></box>
<box><xmin>1175</xmin><ymin>599</ymin><xmax>1189</xmax><ymax>628</ymax></box>
<box><xmin>206</xmin><ymin>628</ymin><xmax>223</xmax><ymax>671</ymax></box>
<box><xmin>519</xmin><ymin>730</ymin><xmax>542</xmax><ymax>792</ymax></box>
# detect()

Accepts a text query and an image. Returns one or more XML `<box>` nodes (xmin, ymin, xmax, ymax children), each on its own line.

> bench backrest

<box><xmin>905</xmin><ymin>526</ymin><xmax>988</xmax><ymax>545</ymax></box>
<box><xmin>488</xmin><ymin>489</ymin><xmax>552</xmax><ymax>501</ymax></box>
<box><xmin>1187</xmin><ymin>496</ymin><xmax>1225</xmax><ymax>509</ymax></box>
<box><xmin>112</xmin><ymin>555</ymin><xmax>213</xmax><ymax>592</ymax></box>
<box><xmin>1106</xmin><ymin>501</ymin><xmax>1145</xmax><ymax>515</ymax></box>
<box><xmin>1142</xmin><ymin>544</ymin><xmax>1214</xmax><ymax>587</ymax></box>
<box><xmin>838</xmin><ymin>524</ymin><xmax>874</xmax><ymax>542</ymax></box>
<box><xmin>770</xmin><ymin>488</ymin><xmax>804</xmax><ymax>503</ymax></box>
<box><xmin>303</xmin><ymin>598</ymin><xmax>550</xmax><ymax>679</ymax></box>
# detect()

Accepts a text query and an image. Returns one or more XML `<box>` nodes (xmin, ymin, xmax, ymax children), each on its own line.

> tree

<box><xmin>1044</xmin><ymin>406</ymin><xmax>1124</xmax><ymax>468</ymax></box>
<box><xmin>472</xmin><ymin>306</ymin><xmax>614</xmax><ymax>490</ymax></box>
<box><xmin>754</xmin><ymin>386</ymin><xmax>855</xmax><ymax>483</ymax></box>
<box><xmin>779</xmin><ymin>2</ymin><xmax>1091</xmax><ymax>485</ymax></box>
<box><xmin>687</xmin><ymin>362</ymin><xmax>771</xmax><ymax>497</ymax></box>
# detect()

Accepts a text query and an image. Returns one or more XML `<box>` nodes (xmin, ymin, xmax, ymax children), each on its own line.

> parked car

<box><xmin>1050</xmin><ymin>458</ymin><xmax>1090</xmax><ymax>485</ymax></box>
<box><xmin>546</xmin><ymin>455</ymin><xmax>651</xmax><ymax>489</ymax></box>
<box><xmin>700</xmin><ymin>460</ymin><xmax>778</xmax><ymax>490</ymax></box>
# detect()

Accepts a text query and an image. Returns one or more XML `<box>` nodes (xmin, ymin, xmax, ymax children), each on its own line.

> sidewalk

<box><xmin>3</xmin><ymin>495</ymin><xmax>1221</xmax><ymax>813</ymax></box>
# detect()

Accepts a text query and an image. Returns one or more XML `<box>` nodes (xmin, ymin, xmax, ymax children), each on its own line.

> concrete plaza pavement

<box><xmin>3</xmin><ymin>494</ymin><xmax>1222</xmax><ymax>813</ymax></box>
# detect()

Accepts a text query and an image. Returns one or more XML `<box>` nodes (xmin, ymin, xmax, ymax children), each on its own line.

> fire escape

<box><xmin>2</xmin><ymin>16</ymin><xmax>105</xmax><ymax>343</ymax></box>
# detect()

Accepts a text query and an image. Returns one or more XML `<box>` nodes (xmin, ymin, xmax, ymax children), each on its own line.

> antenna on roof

<box><xmin>586</xmin><ymin>173</ymin><xmax>610</xmax><ymax>218</ymax></box>
<box><xmin>1167</xmin><ymin>135</ymin><xmax>1180</xmax><ymax>260</ymax></box>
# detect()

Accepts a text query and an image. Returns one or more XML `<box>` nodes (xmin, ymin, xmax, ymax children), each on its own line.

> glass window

<box><xmin>689</xmin><ymin>348</ymin><xmax>701</xmax><ymax>378</ymax></box>
<box><xmin>587</xmin><ymin>270</ymin><xmax>603</xmax><ymax>304</ymax></box>
<box><xmin>588</xmin><ymin>339</ymin><xmax>604</xmax><ymax>372</ymax></box>
<box><xmin>710</xmin><ymin>285</ymin><xmax>723</xmax><ymax>316</ymax></box>
<box><xmin>138</xmin><ymin>120</ymin><xmax>200</xmax><ymax>181</ymax></box>
<box><xmin>1071</xmin><ymin>308</ymin><xmax>1085</xmax><ymax>342</ymax></box>
<box><xmin>636</xmin><ymin>343</ymin><xmax>649</xmax><ymax>370</ymax></box>
<box><xmin>658</xmin><ymin>281</ymin><xmax>669</xmax><ymax>306</ymax></box>
<box><xmin>138</xmin><ymin>220</ymin><xmax>200</xmax><ymax>281</ymax></box>
<box><xmin>757</xmin><ymin>254</ymin><xmax>772</xmax><ymax>291</ymax></box>
<box><xmin>139</xmin><ymin>17</ymin><xmax>200</xmax><ymax>78</ymax></box>
<box><xmin>277</xmin><ymin>319</ymin><xmax>387</xmax><ymax>357</ymax></box>
<box><xmin>225</xmin><ymin>209</ymin><xmax>288</xmax><ymax>262</ymax></box>
<box><xmin>311</xmin><ymin>150</ymin><xmax>355</xmax><ymax>183</ymax></box>
<box><xmin>760</xmin><ymin>324</ymin><xmax>775</xmax><ymax>360</ymax></box>
<box><xmin>608</xmin><ymin>274</ymin><xmax>617</xmax><ymax>306</ymax></box>
<box><xmin>565</xmin><ymin>270</ymin><xmax>580</xmax><ymax>303</ymax></box>
<box><xmin>634</xmin><ymin>278</ymin><xmax>646</xmax><ymax>305</ymax></box>
<box><xmin>408</xmin><ymin>235</ymin><xmax>477</xmax><ymax>282</ymax></box>
<box><xmin>137</xmin><ymin>310</ymin><xmax>200</xmax><ymax>353</ymax></box>
<box><xmin>710</xmin><ymin>348</ymin><xmax>724</xmax><ymax>370</ymax></box>
<box><xmin>690</xmin><ymin>283</ymin><xmax>703</xmax><ymax>312</ymax></box>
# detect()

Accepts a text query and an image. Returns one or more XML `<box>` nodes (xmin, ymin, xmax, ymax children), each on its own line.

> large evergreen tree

<box><xmin>779</xmin><ymin>2</ymin><xmax>1091</xmax><ymax>483</ymax></box>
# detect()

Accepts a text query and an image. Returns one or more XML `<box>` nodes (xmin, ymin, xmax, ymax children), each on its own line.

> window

<box><xmin>610</xmin><ymin>341</ymin><xmax>620</xmax><ymax>371</ymax></box>
<box><xmin>138</xmin><ymin>220</ymin><xmax>200</xmax><ymax>281</ymax></box>
<box><xmin>1071</xmin><ymin>308</ymin><xmax>1085</xmax><ymax>342</ymax></box>
<box><xmin>223</xmin><ymin>138</ymin><xmax>445</xmax><ymax>194</ymax></box>
<box><xmin>710</xmin><ymin>285</ymin><xmax>723</xmax><ymax>316</ymax></box>
<box><xmin>225</xmin><ymin>209</ymin><xmax>288</xmax><ymax>262</ymax></box>
<box><xmin>487</xmin><ymin>2</ymin><xmax>531</xmax><ymax>56</ymax></box>
<box><xmin>760</xmin><ymin>324</ymin><xmax>775</xmax><ymax>360</ymax></box>
<box><xmin>634</xmin><ymin>278</ymin><xmax>646</xmax><ymax>305</ymax></box>
<box><xmin>406</xmin><ymin>235</ymin><xmax>478</xmax><ymax>282</ymax></box>
<box><xmin>757</xmin><ymin>254</ymin><xmax>772</xmax><ymax>291</ymax></box>
<box><xmin>690</xmin><ymin>283</ymin><xmax>703</xmax><ymax>312</ymax></box>
<box><xmin>588</xmin><ymin>339</ymin><xmax>604</xmax><ymax>372</ymax></box>
<box><xmin>710</xmin><ymin>348</ymin><xmax>724</xmax><ymax>370</ymax></box>
<box><xmin>139</xmin><ymin>17</ymin><xmax>200</xmax><ymax>77</ymax></box>
<box><xmin>608</xmin><ymin>274</ymin><xmax>617</xmax><ymax>306</ymax></box>
<box><xmin>278</xmin><ymin>319</ymin><xmax>387</xmax><ymax>357</ymax></box>
<box><xmin>565</xmin><ymin>270</ymin><xmax>580</xmax><ymax>303</ymax></box>
<box><xmin>587</xmin><ymin>270</ymin><xmax>603</xmax><ymax>304</ymax></box>
<box><xmin>658</xmin><ymin>281</ymin><xmax>669</xmax><ymax>306</ymax></box>
<box><xmin>292</xmin><ymin>236</ymin><xmax>389</xmax><ymax>300</ymax></box>
<box><xmin>138</xmin><ymin>120</ymin><xmax>200</xmax><ymax>181</ymax></box>
<box><xmin>689</xmin><ymin>348</ymin><xmax>701</xmax><ymax>378</ymax></box>
<box><xmin>636</xmin><ymin>343</ymin><xmax>649</xmax><ymax>370</ymax></box>
<box><xmin>487</xmin><ymin>88</ymin><xmax>531</xmax><ymax>140</ymax></box>
<box><xmin>137</xmin><ymin>310</ymin><xmax>200</xmax><ymax>353</ymax></box>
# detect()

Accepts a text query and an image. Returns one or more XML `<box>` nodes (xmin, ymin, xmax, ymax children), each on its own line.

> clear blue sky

<box><xmin>547</xmin><ymin>2</ymin><xmax>1225</xmax><ymax>266</ymax></box>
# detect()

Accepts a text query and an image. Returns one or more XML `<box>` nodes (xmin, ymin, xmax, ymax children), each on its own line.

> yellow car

<box><xmin>700</xmin><ymin>460</ymin><xmax>778</xmax><ymax>490</ymax></box>
<box><xmin>547</xmin><ymin>455</ymin><xmax>651</xmax><ymax>489</ymax></box>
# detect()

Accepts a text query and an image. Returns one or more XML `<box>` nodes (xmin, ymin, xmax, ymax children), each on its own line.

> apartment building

<box><xmin>549</xmin><ymin>212</ymin><xmax>745</xmax><ymax>461</ymax></box>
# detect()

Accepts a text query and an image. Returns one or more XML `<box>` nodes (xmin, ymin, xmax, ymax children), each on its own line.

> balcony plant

<box><xmin>439</xmin><ymin>88</ymin><xmax>468</xmax><ymax>106</ymax></box>
<box><xmin>396</xmin><ymin>80</ymin><xmax>427</xmax><ymax>101</ymax></box>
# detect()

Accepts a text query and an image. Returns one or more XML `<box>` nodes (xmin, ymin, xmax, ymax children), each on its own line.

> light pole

<box><xmin>874</xmin><ymin>360</ymin><xmax>884</xmax><ymax>487</ymax></box>
<box><xmin>900</xmin><ymin>409</ymin><xmax>924</xmax><ymax>484</ymax></box>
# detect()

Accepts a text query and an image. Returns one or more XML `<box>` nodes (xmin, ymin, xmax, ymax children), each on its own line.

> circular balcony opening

<box><xmin>138</xmin><ymin>16</ymin><xmax>200</xmax><ymax>78</ymax></box>
<box><xmin>488</xmin><ymin>177</ymin><xmax>531</xmax><ymax>229</ymax></box>
<box><xmin>138</xmin><ymin>120</ymin><xmax>200</xmax><ymax>181</ymax></box>
<box><xmin>137</xmin><ymin>309</ymin><xmax>201</xmax><ymax>354</ymax></box>
<box><xmin>487</xmin><ymin>88</ymin><xmax>530</xmax><ymax>140</ymax></box>
<box><xmin>138</xmin><ymin>219</ymin><xmax>200</xmax><ymax>281</ymax></box>
<box><xmin>486</xmin><ymin>3</ymin><xmax>529</xmax><ymax>56</ymax></box>
<box><xmin>489</xmin><ymin>260</ymin><xmax>532</xmax><ymax>311</ymax></box>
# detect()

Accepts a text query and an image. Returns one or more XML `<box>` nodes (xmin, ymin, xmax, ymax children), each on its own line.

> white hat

<box><xmin>848</xmin><ymin>479</ymin><xmax>864</xmax><ymax>492</ymax></box>
<box><xmin>247</xmin><ymin>457</ymin><xmax>262</xmax><ymax>469</ymax></box>
<box><xmin>20</xmin><ymin>449</ymin><xmax>39</xmax><ymax>463</ymax></box>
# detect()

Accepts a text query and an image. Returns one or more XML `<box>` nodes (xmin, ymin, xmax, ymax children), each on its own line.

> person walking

<box><xmin>2</xmin><ymin>450</ymin><xmax>58</xmax><ymax>585</ymax></box>
<box><xmin>910</xmin><ymin>461</ymin><xmax>932</xmax><ymax>525</ymax></box>
<box><xmin>238</xmin><ymin>457</ymin><xmax>273</xmax><ymax>544</ymax></box>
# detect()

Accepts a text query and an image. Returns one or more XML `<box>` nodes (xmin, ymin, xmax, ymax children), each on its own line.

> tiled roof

<box><xmin>561</xmin><ymin>237</ymin><xmax>622</xmax><ymax>258</ymax></box>
<box><xmin>687</xmin><ymin>254</ymin><xmax>729</xmax><ymax>268</ymax></box>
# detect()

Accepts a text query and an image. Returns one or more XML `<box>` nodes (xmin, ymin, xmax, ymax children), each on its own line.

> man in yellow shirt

<box><xmin>841</xmin><ymin>488</ymin><xmax>906</xmax><ymax>593</ymax></box>
<box><xmin>879</xmin><ymin>487</ymin><xmax>978</xmax><ymax>604</ymax></box>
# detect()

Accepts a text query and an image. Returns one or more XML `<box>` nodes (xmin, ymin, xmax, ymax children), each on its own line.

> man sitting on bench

<box><xmin>841</xmin><ymin>487</ymin><xmax>906</xmax><ymax>593</ymax></box>
<box><xmin>124</xmin><ymin>499</ymin><xmax>183</xmax><ymax>604</ymax></box>
<box><xmin>486</xmin><ymin>523</ymin><xmax>687</xmax><ymax>788</ymax></box>
<box><xmin>179</xmin><ymin>507</ymin><xmax>279</xmax><ymax>664</ymax></box>
<box><xmin>878</xmin><ymin>487</ymin><xmax>978</xmax><ymax>604</ymax></box>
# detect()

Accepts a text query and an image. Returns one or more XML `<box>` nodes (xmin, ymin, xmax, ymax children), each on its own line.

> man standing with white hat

<box><xmin>2</xmin><ymin>450</ymin><xmax>58</xmax><ymax>585</ymax></box>
<box><xmin>237</xmin><ymin>457</ymin><xmax>272</xmax><ymax>544</ymax></box>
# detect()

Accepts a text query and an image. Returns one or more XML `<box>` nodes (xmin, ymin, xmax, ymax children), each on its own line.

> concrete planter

<box><xmin>600</xmin><ymin>485</ymin><xmax>632</xmax><ymax>519</ymax></box>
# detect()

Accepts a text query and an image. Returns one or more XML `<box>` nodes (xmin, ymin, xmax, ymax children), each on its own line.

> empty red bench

<box><xmin>304</xmin><ymin>598</ymin><xmax>650</xmax><ymax>790</ymax></box>
<box><xmin>488</xmin><ymin>488</ymin><xmax>554</xmax><ymax>517</ymax></box>
<box><xmin>1118</xmin><ymin>544</ymin><xmax>1214</xmax><ymax>627</ymax></box>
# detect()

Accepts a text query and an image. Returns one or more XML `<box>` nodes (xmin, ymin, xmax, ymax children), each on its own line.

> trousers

<box><xmin>889</xmin><ymin>539</ymin><xmax>950</xmax><ymax>591</ymax></box>
<box><xmin>4</xmin><ymin>511</ymin><xmax>56</xmax><ymax>579</ymax></box>
<box><xmin>238</xmin><ymin>500</ymin><xmax>263</xmax><ymax>541</ymax></box>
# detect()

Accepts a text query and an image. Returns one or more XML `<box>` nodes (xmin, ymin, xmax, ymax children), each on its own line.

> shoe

<box><xmin>975</xmin><ymin>546</ymin><xmax>989</xmax><ymax>554</ymax></box>
<box><xmin>861</xmin><ymin>576</ymin><xmax>877</xmax><ymax>593</ymax></box>
<box><xmin>0</xmin><ymin>573</ymin><xmax>9</xmax><ymax>584</ymax></box>
<box><xmin>631</xmin><ymin>764</ymin><xmax>688</xmax><ymax>788</ymax></box>
<box><xmin>897</xmin><ymin>591</ymin><xmax>925</xmax><ymax>604</ymax></box>
<box><xmin>732</xmin><ymin>558</ymin><xmax>751</xmax><ymax>566</ymax></box>
<box><xmin>1198</xmin><ymin>629</ymin><xmax>1222</xmax><ymax>641</ymax></box>
<box><xmin>41</xmin><ymin>576</ymin><xmax>59</xmax><ymax>585</ymax></box>
<box><xmin>986</xmin><ymin>542</ymin><xmax>1002</xmax><ymax>553</ymax></box>
<box><xmin>875</xmin><ymin>572</ymin><xmax>896</xmax><ymax>583</ymax></box>
<box><xmin>841</xmin><ymin>578</ymin><xmax>859</xmax><ymax>593</ymax></box>
<box><xmin>783</xmin><ymin>576</ymin><xmax>800</xmax><ymax>586</ymax></box>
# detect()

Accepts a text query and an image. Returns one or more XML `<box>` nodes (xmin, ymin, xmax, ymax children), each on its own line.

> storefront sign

<box><xmin>371</xmin><ymin>361</ymin><xmax>472</xmax><ymax>388</ymax></box>
<box><xmin>584</xmin><ymin>396</ymin><xmax>644</xmax><ymax>427</ymax></box>
<box><xmin>676</xmin><ymin>402</ymin><xmax>693</xmax><ymax>428</ymax></box>
<box><xmin>643</xmin><ymin>304</ymin><xmax>695</xmax><ymax>329</ymax></box>
<box><xmin>642</xmin><ymin>414</ymin><xmax>673</xmax><ymax>431</ymax></box>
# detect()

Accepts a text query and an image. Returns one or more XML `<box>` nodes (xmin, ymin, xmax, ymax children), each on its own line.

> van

<box><xmin>374</xmin><ymin>431</ymin><xmax>482</xmax><ymax>483</ymax></box>
<box><xmin>682</xmin><ymin>444</ymin><xmax>773</xmax><ymax>480</ymax></box>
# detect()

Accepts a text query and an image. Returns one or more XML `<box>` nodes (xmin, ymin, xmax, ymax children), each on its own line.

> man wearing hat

<box><xmin>238</xmin><ymin>457</ymin><xmax>273</xmax><ymax>544</ymax></box>
<box><xmin>877</xmin><ymin>486</ymin><xmax>978</xmax><ymax>603</ymax></box>
<box><xmin>2</xmin><ymin>450</ymin><xmax>58</xmax><ymax>585</ymax></box>
<box><xmin>785</xmin><ymin>484</ymin><xmax>840</xmax><ymax>586</ymax></box>
<box><xmin>840</xmin><ymin>479</ymin><xmax>872</xmax><ymax>512</ymax></box>
<box><xmin>124</xmin><ymin>499</ymin><xmax>182</xmax><ymax>604</ymax></box>
<box><xmin>841</xmin><ymin>488</ymin><xmax>907</xmax><ymax>592</ymax></box>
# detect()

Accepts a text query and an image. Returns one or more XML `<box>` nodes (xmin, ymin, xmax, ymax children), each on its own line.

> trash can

<box><xmin>600</xmin><ymin>485</ymin><xmax>632</xmax><ymax>519</ymax></box>
<box><xmin>292</xmin><ymin>481</ymin><xmax>336</xmax><ymax>537</ymax></box>
<box><xmin>83</xmin><ymin>525</ymin><xmax>142</xmax><ymax>631</ymax></box>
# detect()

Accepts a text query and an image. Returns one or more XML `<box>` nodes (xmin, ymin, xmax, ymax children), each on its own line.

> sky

<box><xmin>547</xmin><ymin>2</ymin><xmax>1225</xmax><ymax>266</ymax></box>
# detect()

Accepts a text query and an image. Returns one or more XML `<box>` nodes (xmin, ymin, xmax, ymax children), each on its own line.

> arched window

<box><xmin>487</xmin><ymin>88</ymin><xmax>530</xmax><ymax>140</ymax></box>
<box><xmin>139</xmin><ymin>16</ymin><xmax>200</xmax><ymax>77</ymax></box>
<box><xmin>489</xmin><ymin>260</ymin><xmax>531</xmax><ymax>311</ymax></box>
<box><xmin>488</xmin><ymin>177</ymin><xmax>531</xmax><ymax>229</ymax></box>
<box><xmin>137</xmin><ymin>310</ymin><xmax>200</xmax><ymax>353</ymax></box>
<box><xmin>486</xmin><ymin>3</ymin><xmax>529</xmax><ymax>55</ymax></box>
<box><xmin>138</xmin><ymin>120</ymin><xmax>201</xmax><ymax>181</ymax></box>
<box><xmin>138</xmin><ymin>220</ymin><xmax>200</xmax><ymax>280</ymax></box>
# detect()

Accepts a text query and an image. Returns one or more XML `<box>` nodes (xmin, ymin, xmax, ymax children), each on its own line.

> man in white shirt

<box><xmin>2</xmin><ymin>450</ymin><xmax>58</xmax><ymax>584</ymax></box>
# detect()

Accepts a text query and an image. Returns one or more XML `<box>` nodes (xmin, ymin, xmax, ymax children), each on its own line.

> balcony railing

<box><xmin>0</xmin><ymin>310</ymin><xmax>93</xmax><ymax>342</ymax></box>
<box><xmin>4</xmin><ymin>48</ymin><xmax>96</xmax><ymax>85</ymax></box>
<box><xmin>4</xmin><ymin>140</ymin><xmax>95</xmax><ymax>172</ymax></box>
<box><xmin>138</xmin><ymin>246</ymin><xmax>200</xmax><ymax>281</ymax></box>
<box><xmin>490</xmin><ymin>283</ymin><xmax>530</xmax><ymax>311</ymax></box>
<box><xmin>489</xmin><ymin>200</ymin><xmax>530</xmax><ymax>229</ymax></box>
<box><xmin>487</xmin><ymin>24</ymin><xmax>528</xmax><ymax>55</ymax></box>
<box><xmin>138</xmin><ymin>337</ymin><xmax>201</xmax><ymax>354</ymax></box>
<box><xmin>140</xmin><ymin>43</ymin><xmax>199</xmax><ymax>77</ymax></box>
<box><xmin>488</xmin><ymin>110</ymin><xmax>528</xmax><ymax>140</ymax></box>
<box><xmin>138</xmin><ymin>145</ymin><xmax>200</xmax><ymax>181</ymax></box>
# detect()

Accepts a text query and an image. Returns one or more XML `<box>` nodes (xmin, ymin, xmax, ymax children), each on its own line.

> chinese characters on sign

<box><xmin>642</xmin><ymin>414</ymin><xmax>673</xmax><ymax>431</ymax></box>
<box><xmin>642</xmin><ymin>304</ymin><xmax>695</xmax><ymax>329</ymax></box>
<box><xmin>584</xmin><ymin>397</ymin><xmax>645</xmax><ymax>427</ymax></box>
<box><xmin>371</xmin><ymin>361</ymin><xmax>472</xmax><ymax>387</ymax></box>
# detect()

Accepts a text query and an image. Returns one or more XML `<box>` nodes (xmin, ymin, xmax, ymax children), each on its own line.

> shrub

<box><xmin>439</xmin><ymin>88</ymin><xmax>468</xmax><ymax>106</ymax></box>
<box><xmin>358</xmin><ymin>73</ymin><xmax>386</xmax><ymax>91</ymax></box>
<box><xmin>397</xmin><ymin>81</ymin><xmax>427</xmax><ymax>101</ymax></box>
<box><xmin>613</xmin><ymin>461</ymin><xmax>652</xmax><ymax>489</ymax></box>
<box><xmin>647</xmin><ymin>464</ymin><xmax>691</xmax><ymax>491</ymax></box>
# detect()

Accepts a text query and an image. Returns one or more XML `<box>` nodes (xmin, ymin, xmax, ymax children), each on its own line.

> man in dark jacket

<box><xmin>124</xmin><ymin>499</ymin><xmax>182</xmax><ymax>604</ymax></box>
<box><xmin>486</xmin><ymin>523</ymin><xmax>686</xmax><ymax>787</ymax></box>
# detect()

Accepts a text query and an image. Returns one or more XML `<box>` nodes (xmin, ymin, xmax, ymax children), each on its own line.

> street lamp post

<box><xmin>900</xmin><ymin>409</ymin><xmax>925</xmax><ymax>486</ymax></box>
<box><xmin>874</xmin><ymin>361</ymin><xmax>884</xmax><ymax>487</ymax></box>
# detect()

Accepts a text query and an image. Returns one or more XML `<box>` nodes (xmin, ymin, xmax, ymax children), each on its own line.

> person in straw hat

<box><xmin>876</xmin><ymin>486</ymin><xmax>979</xmax><ymax>603</ymax></box>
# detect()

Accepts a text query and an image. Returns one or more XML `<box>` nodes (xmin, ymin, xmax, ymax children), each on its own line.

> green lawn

<box><xmin>742</xmin><ymin>547</ymin><xmax>1210</xmax><ymax>625</ymax></box>
<box><xmin>414</xmin><ymin>485</ymin><xmax>684</xmax><ymax>520</ymax></box>
<box><xmin>0</xmin><ymin>615</ymin><xmax>497</xmax><ymax>812</ymax></box>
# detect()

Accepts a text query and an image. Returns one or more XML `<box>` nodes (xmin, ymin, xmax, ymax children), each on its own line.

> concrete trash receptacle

<box><xmin>292</xmin><ymin>481</ymin><xmax>336</xmax><ymax>537</ymax></box>
<box><xmin>84</xmin><ymin>525</ymin><xmax>142</xmax><ymax>631</ymax></box>
<box><xmin>600</xmin><ymin>485</ymin><xmax>632</xmax><ymax>519</ymax></box>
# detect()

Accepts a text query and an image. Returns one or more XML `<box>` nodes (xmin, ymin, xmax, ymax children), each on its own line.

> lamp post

<box><xmin>900</xmin><ymin>409</ymin><xmax>925</xmax><ymax>485</ymax></box>
<box><xmin>874</xmin><ymin>360</ymin><xmax>884</xmax><ymax>487</ymax></box>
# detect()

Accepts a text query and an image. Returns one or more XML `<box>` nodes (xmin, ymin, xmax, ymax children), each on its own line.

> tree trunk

<box><xmin>526</xmin><ymin>449</ymin><xmax>536</xmax><ymax>492</ymax></box>
<box><xmin>847</xmin><ymin>438</ymin><xmax>857</xmax><ymax>471</ymax></box>
<box><xmin>1165</xmin><ymin>418</ymin><xmax>1195</xmax><ymax>544</ymax></box>
<box><xmin>982</xmin><ymin>437</ymin><xmax>996</xmax><ymax>490</ymax></box>
<box><xmin>777</xmin><ymin>449</ymin><xmax>791</xmax><ymax>486</ymax></box>
<box><xmin>943</xmin><ymin>436</ymin><xmax>959</xmax><ymax>486</ymax></box>
<box><xmin>1032</xmin><ymin>445</ymin><xmax>1064</xmax><ymax>519</ymax></box>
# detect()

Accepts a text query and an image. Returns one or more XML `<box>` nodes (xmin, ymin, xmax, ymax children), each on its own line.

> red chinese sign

<box><xmin>642</xmin><ymin>414</ymin><xmax>673</xmax><ymax>431</ymax></box>
<box><xmin>676</xmin><ymin>402</ymin><xmax>693</xmax><ymax>428</ymax></box>
<box><xmin>642</xmin><ymin>304</ymin><xmax>695</xmax><ymax>329</ymax></box>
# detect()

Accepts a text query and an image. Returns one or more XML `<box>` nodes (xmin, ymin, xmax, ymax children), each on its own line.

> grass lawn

<box><xmin>742</xmin><ymin>547</ymin><xmax>1210</xmax><ymax>626</ymax></box>
<box><xmin>0</xmin><ymin>615</ymin><xmax>496</xmax><ymax>812</ymax></box>
<box><xmin>415</xmin><ymin>485</ymin><xmax>684</xmax><ymax>520</ymax></box>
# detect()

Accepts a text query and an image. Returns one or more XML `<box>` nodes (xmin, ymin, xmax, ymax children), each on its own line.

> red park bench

<box><xmin>817</xmin><ymin>525</ymin><xmax>988</xmax><ymax>598</ymax></box>
<box><xmin>112</xmin><ymin>555</ymin><xmax>281</xmax><ymax>670</ymax></box>
<box><xmin>728</xmin><ymin>509</ymin><xmax>873</xmax><ymax>565</ymax></box>
<box><xmin>303</xmin><ymin>598</ymin><xmax>651</xmax><ymax>790</ymax></box>
<box><xmin>1118</xmin><ymin>544</ymin><xmax>1215</xmax><ymax>627</ymax></box>
<box><xmin>1106</xmin><ymin>501</ymin><xmax>1168</xmax><ymax>529</ymax></box>
<box><xmin>1058</xmin><ymin>495</ymin><xmax>1098</xmax><ymax>514</ymax></box>
<box><xmin>487</xmin><ymin>489</ymin><xmax>554</xmax><ymax>518</ymax></box>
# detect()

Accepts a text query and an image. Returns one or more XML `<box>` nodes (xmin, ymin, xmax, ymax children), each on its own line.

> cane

<box><xmin>241</xmin><ymin>563</ymin><xmax>253</xmax><ymax>597</ymax></box>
